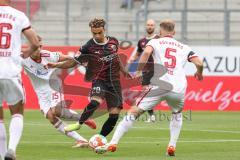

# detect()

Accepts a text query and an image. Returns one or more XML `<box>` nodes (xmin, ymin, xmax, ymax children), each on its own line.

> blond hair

<box><xmin>160</xmin><ymin>19</ymin><xmax>175</xmax><ymax>32</ymax></box>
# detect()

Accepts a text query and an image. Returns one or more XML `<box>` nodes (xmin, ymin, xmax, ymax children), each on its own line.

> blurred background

<box><xmin>12</xmin><ymin>0</ymin><xmax>240</xmax><ymax>46</ymax></box>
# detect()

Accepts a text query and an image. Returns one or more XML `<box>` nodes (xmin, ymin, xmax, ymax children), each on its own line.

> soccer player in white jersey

<box><xmin>95</xmin><ymin>19</ymin><xmax>203</xmax><ymax>156</ymax></box>
<box><xmin>0</xmin><ymin>0</ymin><xmax>40</xmax><ymax>160</ymax></box>
<box><xmin>22</xmin><ymin>36</ymin><xmax>97</xmax><ymax>148</ymax></box>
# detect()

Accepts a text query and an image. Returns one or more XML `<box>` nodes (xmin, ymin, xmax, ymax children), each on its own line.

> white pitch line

<box><xmin>20</xmin><ymin>139</ymin><xmax>240</xmax><ymax>144</ymax></box>
<box><xmin>11</xmin><ymin>122</ymin><xmax>240</xmax><ymax>134</ymax></box>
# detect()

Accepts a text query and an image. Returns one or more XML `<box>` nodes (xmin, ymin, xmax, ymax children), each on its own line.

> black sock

<box><xmin>148</xmin><ymin>110</ymin><xmax>154</xmax><ymax>116</ymax></box>
<box><xmin>100</xmin><ymin>114</ymin><xmax>119</xmax><ymax>137</ymax></box>
<box><xmin>79</xmin><ymin>100</ymin><xmax>99</xmax><ymax>124</ymax></box>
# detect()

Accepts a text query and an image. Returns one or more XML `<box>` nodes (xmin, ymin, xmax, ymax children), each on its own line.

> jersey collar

<box><xmin>93</xmin><ymin>37</ymin><xmax>109</xmax><ymax>45</ymax></box>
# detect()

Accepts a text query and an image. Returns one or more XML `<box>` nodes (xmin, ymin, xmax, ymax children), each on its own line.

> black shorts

<box><xmin>90</xmin><ymin>80</ymin><xmax>123</xmax><ymax>109</ymax></box>
<box><xmin>142</xmin><ymin>71</ymin><xmax>154</xmax><ymax>86</ymax></box>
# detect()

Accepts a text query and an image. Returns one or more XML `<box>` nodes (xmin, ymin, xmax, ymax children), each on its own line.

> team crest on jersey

<box><xmin>36</xmin><ymin>68</ymin><xmax>48</xmax><ymax>76</ymax></box>
<box><xmin>110</xmin><ymin>44</ymin><xmax>117</xmax><ymax>52</ymax></box>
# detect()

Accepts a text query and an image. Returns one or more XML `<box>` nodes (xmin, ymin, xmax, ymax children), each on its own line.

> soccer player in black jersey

<box><xmin>48</xmin><ymin>18</ymin><xmax>131</xmax><ymax>139</ymax></box>
<box><xmin>128</xmin><ymin>19</ymin><xmax>159</xmax><ymax>122</ymax></box>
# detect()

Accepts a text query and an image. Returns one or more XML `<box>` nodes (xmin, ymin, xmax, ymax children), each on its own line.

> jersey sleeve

<box><xmin>74</xmin><ymin>44</ymin><xmax>89</xmax><ymax>63</ymax></box>
<box><xmin>185</xmin><ymin>46</ymin><xmax>199</xmax><ymax>62</ymax></box>
<box><xmin>21</xmin><ymin>13</ymin><xmax>31</xmax><ymax>32</ymax></box>
<box><xmin>146</xmin><ymin>39</ymin><xmax>156</xmax><ymax>52</ymax></box>
<box><xmin>49</xmin><ymin>52</ymin><xmax>60</xmax><ymax>62</ymax></box>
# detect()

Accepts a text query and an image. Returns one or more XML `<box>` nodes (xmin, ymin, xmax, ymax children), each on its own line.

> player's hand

<box><xmin>21</xmin><ymin>47</ymin><xmax>31</xmax><ymax>59</ymax></box>
<box><xmin>194</xmin><ymin>72</ymin><xmax>203</xmax><ymax>81</ymax></box>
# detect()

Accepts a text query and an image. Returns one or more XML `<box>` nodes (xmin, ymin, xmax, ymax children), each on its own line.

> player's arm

<box><xmin>136</xmin><ymin>45</ymin><xmax>153</xmax><ymax>75</ymax></box>
<box><xmin>57</xmin><ymin>52</ymin><xmax>73</xmax><ymax>62</ymax></box>
<box><xmin>128</xmin><ymin>51</ymin><xmax>141</xmax><ymax>64</ymax></box>
<box><xmin>128</xmin><ymin>40</ymin><xmax>143</xmax><ymax>64</ymax></box>
<box><xmin>190</xmin><ymin>56</ymin><xmax>203</xmax><ymax>81</ymax></box>
<box><xmin>47</xmin><ymin>58</ymin><xmax>77</xmax><ymax>69</ymax></box>
<box><xmin>21</xmin><ymin>28</ymin><xmax>40</xmax><ymax>58</ymax></box>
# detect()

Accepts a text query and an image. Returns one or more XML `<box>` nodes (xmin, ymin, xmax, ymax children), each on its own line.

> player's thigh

<box><xmin>37</xmin><ymin>88</ymin><xmax>58</xmax><ymax>117</ymax></box>
<box><xmin>0</xmin><ymin>78</ymin><xmax>25</xmax><ymax>107</ymax></box>
<box><xmin>105</xmin><ymin>81</ymin><xmax>123</xmax><ymax>111</ymax></box>
<box><xmin>164</xmin><ymin>92</ymin><xmax>184</xmax><ymax>113</ymax></box>
<box><xmin>90</xmin><ymin>80</ymin><xmax>106</xmax><ymax>103</ymax></box>
<box><xmin>136</xmin><ymin>87</ymin><xmax>163</xmax><ymax>111</ymax></box>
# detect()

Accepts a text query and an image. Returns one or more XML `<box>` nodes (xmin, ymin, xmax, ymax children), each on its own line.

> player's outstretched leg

<box><xmin>167</xmin><ymin>112</ymin><xmax>182</xmax><ymax>156</ymax></box>
<box><xmin>46</xmin><ymin>109</ymin><xmax>88</xmax><ymax>148</ymax></box>
<box><xmin>0</xmin><ymin>108</ymin><xmax>7</xmax><ymax>160</ymax></box>
<box><xmin>64</xmin><ymin>99</ymin><xmax>100</xmax><ymax>132</ymax></box>
<box><xmin>55</xmin><ymin>105</ymin><xmax>97</xmax><ymax>129</ymax></box>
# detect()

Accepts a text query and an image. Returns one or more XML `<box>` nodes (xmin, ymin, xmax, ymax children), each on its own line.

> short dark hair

<box><xmin>89</xmin><ymin>18</ymin><xmax>106</xmax><ymax>28</ymax></box>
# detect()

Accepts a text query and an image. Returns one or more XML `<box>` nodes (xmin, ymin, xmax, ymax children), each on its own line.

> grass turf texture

<box><xmin>2</xmin><ymin>110</ymin><xmax>240</xmax><ymax>160</ymax></box>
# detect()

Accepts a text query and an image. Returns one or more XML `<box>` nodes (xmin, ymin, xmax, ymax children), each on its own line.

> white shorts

<box><xmin>136</xmin><ymin>86</ymin><xmax>185</xmax><ymax>113</ymax></box>
<box><xmin>35</xmin><ymin>82</ymin><xmax>64</xmax><ymax>117</ymax></box>
<box><xmin>0</xmin><ymin>78</ymin><xmax>25</xmax><ymax>106</ymax></box>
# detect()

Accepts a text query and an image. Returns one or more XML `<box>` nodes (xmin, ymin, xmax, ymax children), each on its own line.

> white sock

<box><xmin>168</xmin><ymin>112</ymin><xmax>182</xmax><ymax>148</ymax></box>
<box><xmin>8</xmin><ymin>114</ymin><xmax>24</xmax><ymax>153</ymax></box>
<box><xmin>54</xmin><ymin>119</ymin><xmax>87</xmax><ymax>142</ymax></box>
<box><xmin>60</xmin><ymin>108</ymin><xmax>81</xmax><ymax>121</ymax></box>
<box><xmin>110</xmin><ymin>114</ymin><xmax>136</xmax><ymax>145</ymax></box>
<box><xmin>0</xmin><ymin>120</ymin><xmax>7</xmax><ymax>160</ymax></box>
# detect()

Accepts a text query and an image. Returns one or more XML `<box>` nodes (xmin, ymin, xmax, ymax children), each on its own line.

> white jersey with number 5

<box><xmin>146</xmin><ymin>36</ymin><xmax>198</xmax><ymax>93</ymax></box>
<box><xmin>0</xmin><ymin>5</ymin><xmax>30</xmax><ymax>79</ymax></box>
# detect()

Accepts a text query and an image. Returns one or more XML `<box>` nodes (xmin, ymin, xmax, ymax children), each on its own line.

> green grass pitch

<box><xmin>2</xmin><ymin>110</ymin><xmax>240</xmax><ymax>160</ymax></box>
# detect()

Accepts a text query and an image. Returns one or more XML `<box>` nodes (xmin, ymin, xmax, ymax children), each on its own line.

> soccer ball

<box><xmin>89</xmin><ymin>134</ymin><xmax>108</xmax><ymax>149</ymax></box>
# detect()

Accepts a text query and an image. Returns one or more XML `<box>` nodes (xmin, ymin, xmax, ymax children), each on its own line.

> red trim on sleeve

<box><xmin>22</xmin><ymin>26</ymin><xmax>31</xmax><ymax>32</ymax></box>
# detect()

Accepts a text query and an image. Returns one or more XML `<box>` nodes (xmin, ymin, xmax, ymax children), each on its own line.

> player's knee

<box><xmin>46</xmin><ymin>109</ymin><xmax>57</xmax><ymax>124</ymax></box>
<box><xmin>88</xmin><ymin>100</ymin><xmax>100</xmax><ymax>110</ymax></box>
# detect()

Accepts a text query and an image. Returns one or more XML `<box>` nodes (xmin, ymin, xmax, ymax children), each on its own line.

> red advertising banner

<box><xmin>4</xmin><ymin>46</ymin><xmax>240</xmax><ymax>111</ymax></box>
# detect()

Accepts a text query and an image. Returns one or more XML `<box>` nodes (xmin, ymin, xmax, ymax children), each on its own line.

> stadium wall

<box><xmin>4</xmin><ymin>46</ymin><xmax>239</xmax><ymax>111</ymax></box>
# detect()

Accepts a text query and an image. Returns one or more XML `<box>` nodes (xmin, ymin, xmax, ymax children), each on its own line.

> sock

<box><xmin>100</xmin><ymin>114</ymin><xmax>119</xmax><ymax>137</ymax></box>
<box><xmin>8</xmin><ymin>114</ymin><xmax>23</xmax><ymax>153</ymax></box>
<box><xmin>168</xmin><ymin>112</ymin><xmax>183</xmax><ymax>148</ymax></box>
<box><xmin>79</xmin><ymin>100</ymin><xmax>99</xmax><ymax>125</ymax></box>
<box><xmin>110</xmin><ymin>114</ymin><xmax>136</xmax><ymax>145</ymax></box>
<box><xmin>60</xmin><ymin>108</ymin><xmax>81</xmax><ymax>121</ymax></box>
<box><xmin>148</xmin><ymin>110</ymin><xmax>154</xmax><ymax>116</ymax></box>
<box><xmin>54</xmin><ymin>119</ymin><xmax>87</xmax><ymax>142</ymax></box>
<box><xmin>0</xmin><ymin>120</ymin><xmax>7</xmax><ymax>160</ymax></box>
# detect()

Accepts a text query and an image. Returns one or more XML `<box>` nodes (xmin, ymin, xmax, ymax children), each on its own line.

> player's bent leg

<box><xmin>99</xmin><ymin>107</ymin><xmax>121</xmax><ymax>137</ymax></box>
<box><xmin>54</xmin><ymin>105</ymin><xmax>96</xmax><ymax>129</ymax></box>
<box><xmin>64</xmin><ymin>96</ymin><xmax>102</xmax><ymax>132</ymax></box>
<box><xmin>6</xmin><ymin>101</ymin><xmax>24</xmax><ymax>160</ymax></box>
<box><xmin>45</xmin><ymin>109</ymin><xmax>88</xmax><ymax>147</ymax></box>
<box><xmin>0</xmin><ymin>107</ymin><xmax>7</xmax><ymax>160</ymax></box>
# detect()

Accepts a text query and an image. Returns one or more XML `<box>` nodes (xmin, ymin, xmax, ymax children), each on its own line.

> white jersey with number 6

<box><xmin>0</xmin><ymin>5</ymin><xmax>30</xmax><ymax>79</ymax></box>
<box><xmin>146</xmin><ymin>36</ymin><xmax>198</xmax><ymax>93</ymax></box>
